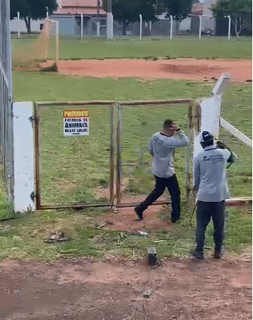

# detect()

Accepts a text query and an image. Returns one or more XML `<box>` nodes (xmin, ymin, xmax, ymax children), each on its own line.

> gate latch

<box><xmin>30</xmin><ymin>191</ymin><xmax>36</xmax><ymax>202</ymax></box>
<box><xmin>28</xmin><ymin>116</ymin><xmax>35</xmax><ymax>127</ymax></box>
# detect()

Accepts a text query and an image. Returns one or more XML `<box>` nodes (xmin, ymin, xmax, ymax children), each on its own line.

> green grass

<box><xmin>12</xmin><ymin>37</ymin><xmax>252</xmax><ymax>60</ymax></box>
<box><xmin>0</xmin><ymin>73</ymin><xmax>250</xmax><ymax>262</ymax></box>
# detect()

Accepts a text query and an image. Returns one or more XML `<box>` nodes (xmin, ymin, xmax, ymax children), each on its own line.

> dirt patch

<box><xmin>96</xmin><ymin>194</ymin><xmax>171</xmax><ymax>232</ymax></box>
<box><xmin>95</xmin><ymin>183</ymin><xmax>171</xmax><ymax>232</ymax></box>
<box><xmin>45</xmin><ymin>58</ymin><xmax>252</xmax><ymax>82</ymax></box>
<box><xmin>0</xmin><ymin>257</ymin><xmax>251</xmax><ymax>320</ymax></box>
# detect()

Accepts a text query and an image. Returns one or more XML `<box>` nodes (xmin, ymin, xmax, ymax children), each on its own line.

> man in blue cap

<box><xmin>191</xmin><ymin>131</ymin><xmax>227</xmax><ymax>260</ymax></box>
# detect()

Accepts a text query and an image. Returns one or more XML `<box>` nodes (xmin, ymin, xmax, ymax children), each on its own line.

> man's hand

<box><xmin>170</xmin><ymin>123</ymin><xmax>180</xmax><ymax>131</ymax></box>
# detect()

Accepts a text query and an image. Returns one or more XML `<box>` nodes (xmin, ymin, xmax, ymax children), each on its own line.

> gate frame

<box><xmin>34</xmin><ymin>100</ymin><xmax>115</xmax><ymax>210</ymax></box>
<box><xmin>115</xmin><ymin>99</ymin><xmax>196</xmax><ymax>208</ymax></box>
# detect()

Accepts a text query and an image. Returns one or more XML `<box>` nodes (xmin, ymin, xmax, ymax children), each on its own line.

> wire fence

<box><xmin>0</xmin><ymin>0</ymin><xmax>14</xmax><ymax>207</ymax></box>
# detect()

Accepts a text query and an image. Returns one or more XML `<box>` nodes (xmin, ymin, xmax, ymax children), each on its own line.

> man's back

<box><xmin>194</xmin><ymin>146</ymin><xmax>227</xmax><ymax>202</ymax></box>
<box><xmin>149</xmin><ymin>130</ymin><xmax>188</xmax><ymax>178</ymax></box>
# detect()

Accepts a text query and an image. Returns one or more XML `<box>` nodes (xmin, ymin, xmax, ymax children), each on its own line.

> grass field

<box><xmin>12</xmin><ymin>37</ymin><xmax>252</xmax><ymax>60</ymax></box>
<box><xmin>0</xmin><ymin>38</ymin><xmax>251</xmax><ymax>262</ymax></box>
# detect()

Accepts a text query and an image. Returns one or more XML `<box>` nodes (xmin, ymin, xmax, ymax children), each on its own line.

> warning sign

<box><xmin>63</xmin><ymin>110</ymin><xmax>89</xmax><ymax>136</ymax></box>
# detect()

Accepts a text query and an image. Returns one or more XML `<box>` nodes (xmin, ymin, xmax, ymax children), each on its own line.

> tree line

<box><xmin>10</xmin><ymin>0</ymin><xmax>252</xmax><ymax>36</ymax></box>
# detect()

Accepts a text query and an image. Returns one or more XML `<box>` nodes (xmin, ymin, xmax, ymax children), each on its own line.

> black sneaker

<box><xmin>190</xmin><ymin>249</ymin><xmax>204</xmax><ymax>260</ymax></box>
<box><xmin>134</xmin><ymin>208</ymin><xmax>143</xmax><ymax>221</ymax></box>
<box><xmin>171</xmin><ymin>217</ymin><xmax>181</xmax><ymax>224</ymax></box>
<box><xmin>213</xmin><ymin>247</ymin><xmax>224</xmax><ymax>259</ymax></box>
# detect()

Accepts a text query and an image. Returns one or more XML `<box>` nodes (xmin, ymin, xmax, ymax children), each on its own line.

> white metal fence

<box><xmin>0</xmin><ymin>0</ymin><xmax>14</xmax><ymax>208</ymax></box>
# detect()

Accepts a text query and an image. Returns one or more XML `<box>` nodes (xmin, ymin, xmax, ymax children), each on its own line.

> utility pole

<box><xmin>106</xmin><ymin>0</ymin><xmax>113</xmax><ymax>39</ymax></box>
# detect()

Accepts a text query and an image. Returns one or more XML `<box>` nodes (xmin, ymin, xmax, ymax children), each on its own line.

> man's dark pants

<box><xmin>196</xmin><ymin>200</ymin><xmax>225</xmax><ymax>252</ymax></box>
<box><xmin>135</xmin><ymin>174</ymin><xmax>181</xmax><ymax>221</ymax></box>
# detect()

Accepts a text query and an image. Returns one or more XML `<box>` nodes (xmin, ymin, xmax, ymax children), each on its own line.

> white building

<box><xmin>11</xmin><ymin>18</ymin><xmax>43</xmax><ymax>33</ymax></box>
<box><xmin>203</xmin><ymin>0</ymin><xmax>217</xmax><ymax>16</ymax></box>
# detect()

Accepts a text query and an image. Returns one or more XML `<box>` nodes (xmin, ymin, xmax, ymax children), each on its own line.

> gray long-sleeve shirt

<box><xmin>148</xmin><ymin>130</ymin><xmax>189</xmax><ymax>178</ymax></box>
<box><xmin>194</xmin><ymin>145</ymin><xmax>227</xmax><ymax>202</ymax></box>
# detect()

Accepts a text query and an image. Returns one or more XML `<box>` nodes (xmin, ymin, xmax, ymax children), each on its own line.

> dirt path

<box><xmin>55</xmin><ymin>59</ymin><xmax>252</xmax><ymax>82</ymax></box>
<box><xmin>0</xmin><ymin>257</ymin><xmax>251</xmax><ymax>320</ymax></box>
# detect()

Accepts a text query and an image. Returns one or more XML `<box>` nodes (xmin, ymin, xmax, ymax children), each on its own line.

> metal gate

<box><xmin>33</xmin><ymin>99</ymin><xmax>196</xmax><ymax>210</ymax></box>
<box><xmin>115</xmin><ymin>99</ymin><xmax>195</xmax><ymax>208</ymax></box>
<box><xmin>34</xmin><ymin>101</ymin><xmax>115</xmax><ymax>210</ymax></box>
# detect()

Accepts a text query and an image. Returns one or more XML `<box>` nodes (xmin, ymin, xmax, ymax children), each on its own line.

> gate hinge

<box><xmin>30</xmin><ymin>191</ymin><xmax>36</xmax><ymax>202</ymax></box>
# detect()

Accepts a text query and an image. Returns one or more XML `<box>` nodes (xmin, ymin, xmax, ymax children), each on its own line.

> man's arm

<box><xmin>193</xmin><ymin>156</ymin><xmax>200</xmax><ymax>191</ymax></box>
<box><xmin>148</xmin><ymin>138</ymin><xmax>154</xmax><ymax>156</ymax></box>
<box><xmin>220</xmin><ymin>148</ymin><xmax>238</xmax><ymax>164</ymax></box>
<box><xmin>161</xmin><ymin>130</ymin><xmax>189</xmax><ymax>148</ymax></box>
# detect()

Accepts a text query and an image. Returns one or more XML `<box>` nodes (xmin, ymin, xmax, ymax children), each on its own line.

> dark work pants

<box><xmin>196</xmin><ymin>201</ymin><xmax>225</xmax><ymax>252</ymax></box>
<box><xmin>135</xmin><ymin>174</ymin><xmax>181</xmax><ymax>221</ymax></box>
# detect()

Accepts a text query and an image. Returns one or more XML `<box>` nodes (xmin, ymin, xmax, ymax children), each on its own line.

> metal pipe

<box><xmin>198</xmin><ymin>15</ymin><xmax>202</xmax><ymax>40</ymax></box>
<box><xmin>186</xmin><ymin>102</ymin><xmax>194</xmax><ymax>205</ymax></box>
<box><xmin>116</xmin><ymin>103</ymin><xmax>122</xmax><ymax>205</ymax></box>
<box><xmin>119</xmin><ymin>99</ymin><xmax>194</xmax><ymax>106</ymax></box>
<box><xmin>36</xmin><ymin>99</ymin><xmax>194</xmax><ymax>107</ymax></box>
<box><xmin>97</xmin><ymin>0</ymin><xmax>100</xmax><ymax>36</ymax></box>
<box><xmin>80</xmin><ymin>14</ymin><xmax>84</xmax><ymax>39</ymax></box>
<box><xmin>55</xmin><ymin>20</ymin><xmax>59</xmax><ymax>64</ymax></box>
<box><xmin>139</xmin><ymin>14</ymin><xmax>142</xmax><ymax>40</ymax></box>
<box><xmin>17</xmin><ymin>12</ymin><xmax>20</xmax><ymax>38</ymax></box>
<box><xmin>227</xmin><ymin>15</ymin><xmax>231</xmax><ymax>40</ymax></box>
<box><xmin>38</xmin><ymin>203</ymin><xmax>113</xmax><ymax>210</ymax></box>
<box><xmin>109</xmin><ymin>103</ymin><xmax>115</xmax><ymax>205</ymax></box>
<box><xmin>36</xmin><ymin>101</ymin><xmax>115</xmax><ymax>107</ymax></box>
<box><xmin>116</xmin><ymin>201</ymin><xmax>172</xmax><ymax>208</ymax></box>
<box><xmin>149</xmin><ymin>21</ymin><xmax>152</xmax><ymax>36</ymax></box>
<box><xmin>169</xmin><ymin>15</ymin><xmax>173</xmax><ymax>40</ymax></box>
<box><xmin>106</xmin><ymin>0</ymin><xmax>113</xmax><ymax>39</ymax></box>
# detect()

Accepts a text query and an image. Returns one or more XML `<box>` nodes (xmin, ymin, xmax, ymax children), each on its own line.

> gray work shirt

<box><xmin>194</xmin><ymin>145</ymin><xmax>227</xmax><ymax>202</ymax></box>
<box><xmin>148</xmin><ymin>130</ymin><xmax>189</xmax><ymax>178</ymax></box>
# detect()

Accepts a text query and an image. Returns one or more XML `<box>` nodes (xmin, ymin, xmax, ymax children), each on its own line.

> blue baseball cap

<box><xmin>200</xmin><ymin>131</ymin><xmax>214</xmax><ymax>143</ymax></box>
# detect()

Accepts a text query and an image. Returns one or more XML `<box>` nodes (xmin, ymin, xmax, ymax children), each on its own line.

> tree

<box><xmin>103</xmin><ymin>0</ymin><xmax>164</xmax><ymax>35</ymax></box>
<box><xmin>161</xmin><ymin>0</ymin><xmax>197</xmax><ymax>21</ymax></box>
<box><xmin>10</xmin><ymin>0</ymin><xmax>58</xmax><ymax>33</ymax></box>
<box><xmin>211</xmin><ymin>0</ymin><xmax>252</xmax><ymax>37</ymax></box>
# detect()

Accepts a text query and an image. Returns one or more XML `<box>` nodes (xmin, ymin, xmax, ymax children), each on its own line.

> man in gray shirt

<box><xmin>134</xmin><ymin>119</ymin><xmax>189</xmax><ymax>223</ymax></box>
<box><xmin>191</xmin><ymin>131</ymin><xmax>227</xmax><ymax>260</ymax></box>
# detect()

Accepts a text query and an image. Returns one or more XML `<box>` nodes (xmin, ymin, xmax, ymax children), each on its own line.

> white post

<box><xmin>149</xmin><ymin>21</ymin><xmax>152</xmax><ymax>36</ymax></box>
<box><xmin>80</xmin><ymin>14</ymin><xmax>84</xmax><ymax>39</ymax></box>
<box><xmin>55</xmin><ymin>20</ymin><xmax>59</xmax><ymax>64</ymax></box>
<box><xmin>97</xmin><ymin>20</ymin><xmax>100</xmax><ymax>36</ymax></box>
<box><xmin>106</xmin><ymin>12</ymin><xmax>113</xmax><ymax>39</ymax></box>
<box><xmin>17</xmin><ymin>12</ymin><xmax>21</xmax><ymax>38</ymax></box>
<box><xmin>227</xmin><ymin>15</ymin><xmax>231</xmax><ymax>40</ymax></box>
<box><xmin>198</xmin><ymin>15</ymin><xmax>202</xmax><ymax>40</ymax></box>
<box><xmin>13</xmin><ymin>102</ymin><xmax>35</xmax><ymax>213</ymax></box>
<box><xmin>193</xmin><ymin>73</ymin><xmax>231</xmax><ymax>158</ymax></box>
<box><xmin>169</xmin><ymin>15</ymin><xmax>173</xmax><ymax>40</ymax></box>
<box><xmin>46</xmin><ymin>7</ymin><xmax>49</xmax><ymax>18</ymax></box>
<box><xmin>139</xmin><ymin>14</ymin><xmax>142</xmax><ymax>40</ymax></box>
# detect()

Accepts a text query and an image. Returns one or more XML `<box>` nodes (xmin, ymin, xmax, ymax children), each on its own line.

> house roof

<box><xmin>55</xmin><ymin>0</ymin><xmax>202</xmax><ymax>17</ymax></box>
<box><xmin>191</xmin><ymin>3</ymin><xmax>203</xmax><ymax>15</ymax></box>
<box><xmin>54</xmin><ymin>0</ymin><xmax>106</xmax><ymax>15</ymax></box>
<box><xmin>61</xmin><ymin>0</ymin><xmax>100</xmax><ymax>6</ymax></box>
